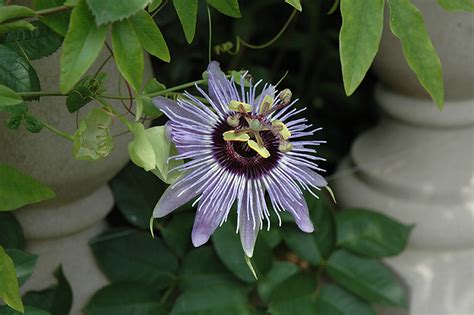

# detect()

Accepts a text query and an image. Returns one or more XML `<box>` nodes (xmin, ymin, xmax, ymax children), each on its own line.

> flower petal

<box><xmin>238</xmin><ymin>183</ymin><xmax>260</xmax><ymax>257</ymax></box>
<box><xmin>152</xmin><ymin>96</ymin><xmax>207</xmax><ymax>125</ymax></box>
<box><xmin>153</xmin><ymin>171</ymin><xmax>202</xmax><ymax>218</ymax></box>
<box><xmin>207</xmin><ymin>61</ymin><xmax>233</xmax><ymax>109</ymax></box>
<box><xmin>283</xmin><ymin>194</ymin><xmax>314</xmax><ymax>233</ymax></box>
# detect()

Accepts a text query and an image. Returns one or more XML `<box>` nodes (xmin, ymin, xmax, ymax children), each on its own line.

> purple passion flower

<box><xmin>152</xmin><ymin>61</ymin><xmax>327</xmax><ymax>257</ymax></box>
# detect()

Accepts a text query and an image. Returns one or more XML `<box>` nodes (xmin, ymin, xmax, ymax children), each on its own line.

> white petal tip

<box><xmin>192</xmin><ymin>233</ymin><xmax>210</xmax><ymax>247</ymax></box>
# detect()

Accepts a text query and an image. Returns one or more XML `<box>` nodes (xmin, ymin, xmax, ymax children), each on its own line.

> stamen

<box><xmin>259</xmin><ymin>95</ymin><xmax>274</xmax><ymax>114</ymax></box>
<box><xmin>248</xmin><ymin>140</ymin><xmax>270</xmax><ymax>158</ymax></box>
<box><xmin>229</xmin><ymin>100</ymin><xmax>252</xmax><ymax>113</ymax></box>
<box><xmin>223</xmin><ymin>130</ymin><xmax>250</xmax><ymax>142</ymax></box>
<box><xmin>272</xmin><ymin>119</ymin><xmax>291</xmax><ymax>140</ymax></box>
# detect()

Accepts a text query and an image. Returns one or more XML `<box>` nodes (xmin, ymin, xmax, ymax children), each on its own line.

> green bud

<box><xmin>226</xmin><ymin>115</ymin><xmax>240</xmax><ymax>127</ymax></box>
<box><xmin>245</xmin><ymin>117</ymin><xmax>263</xmax><ymax>131</ymax></box>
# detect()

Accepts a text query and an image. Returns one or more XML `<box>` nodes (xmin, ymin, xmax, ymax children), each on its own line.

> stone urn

<box><xmin>333</xmin><ymin>1</ymin><xmax>473</xmax><ymax>314</ymax></box>
<box><xmin>0</xmin><ymin>47</ymin><xmax>153</xmax><ymax>314</ymax></box>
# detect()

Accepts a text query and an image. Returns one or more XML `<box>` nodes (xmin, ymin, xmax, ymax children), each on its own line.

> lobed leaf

<box><xmin>0</xmin><ymin>85</ymin><xmax>23</xmax><ymax>107</ymax></box>
<box><xmin>207</xmin><ymin>0</ymin><xmax>241</xmax><ymax>18</ymax></box>
<box><xmin>315</xmin><ymin>285</ymin><xmax>376</xmax><ymax>315</ymax></box>
<box><xmin>0</xmin><ymin>246</ymin><xmax>23</xmax><ymax>312</ymax></box>
<box><xmin>5</xmin><ymin>249</ymin><xmax>38</xmax><ymax>286</ymax></box>
<box><xmin>0</xmin><ymin>45</ymin><xmax>41</xmax><ymax>94</ymax></box>
<box><xmin>0</xmin><ymin>5</ymin><xmax>36</xmax><ymax>24</ymax></box>
<box><xmin>0</xmin><ymin>213</ymin><xmax>25</xmax><ymax>249</ymax></box>
<box><xmin>285</xmin><ymin>0</ymin><xmax>302</xmax><ymax>12</ymax></box>
<box><xmin>173</xmin><ymin>0</ymin><xmax>198</xmax><ymax>44</ymax></box>
<box><xmin>32</xmin><ymin>0</ymin><xmax>70</xmax><ymax>36</ymax></box>
<box><xmin>85</xmin><ymin>0</ymin><xmax>151</xmax><ymax>25</ymax></box>
<box><xmin>436</xmin><ymin>0</ymin><xmax>474</xmax><ymax>12</ymax></box>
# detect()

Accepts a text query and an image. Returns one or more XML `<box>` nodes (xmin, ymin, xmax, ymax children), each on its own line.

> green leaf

<box><xmin>0</xmin><ymin>45</ymin><xmax>40</xmax><ymax>93</ymax></box>
<box><xmin>0</xmin><ymin>164</ymin><xmax>55</xmax><ymax>211</ymax></box>
<box><xmin>315</xmin><ymin>285</ymin><xmax>375</xmax><ymax>315</ymax></box>
<box><xmin>5</xmin><ymin>249</ymin><xmax>38</xmax><ymax>287</ymax></box>
<box><xmin>59</xmin><ymin>0</ymin><xmax>107</xmax><ymax>93</ymax></box>
<box><xmin>212</xmin><ymin>218</ymin><xmax>272</xmax><ymax>283</ymax></box>
<box><xmin>85</xmin><ymin>0</ymin><xmax>151</xmax><ymax>25</ymax></box>
<box><xmin>66</xmin><ymin>73</ymin><xmax>106</xmax><ymax>113</ymax></box>
<box><xmin>72</xmin><ymin>108</ymin><xmax>114</xmax><ymax>160</ymax></box>
<box><xmin>283</xmin><ymin>226</ymin><xmax>322</xmax><ymax>266</ymax></box>
<box><xmin>308</xmin><ymin>194</ymin><xmax>336</xmax><ymax>259</ymax></box>
<box><xmin>257</xmin><ymin>261</ymin><xmax>299</xmax><ymax>303</ymax></box>
<box><xmin>32</xmin><ymin>0</ymin><xmax>70</xmax><ymax>36</ymax></box>
<box><xmin>207</xmin><ymin>0</ymin><xmax>241</xmax><ymax>18</ymax></box>
<box><xmin>0</xmin><ymin>213</ymin><xmax>25</xmax><ymax>249</ymax></box>
<box><xmin>387</xmin><ymin>0</ymin><xmax>444</xmax><ymax>109</ymax></box>
<box><xmin>89</xmin><ymin>228</ymin><xmax>178</xmax><ymax>289</ymax></box>
<box><xmin>173</xmin><ymin>0</ymin><xmax>198</xmax><ymax>44</ymax></box>
<box><xmin>148</xmin><ymin>0</ymin><xmax>163</xmax><ymax>12</ymax></box>
<box><xmin>171</xmin><ymin>283</ymin><xmax>250</xmax><ymax>315</ymax></box>
<box><xmin>3</xmin><ymin>22</ymin><xmax>64</xmax><ymax>60</ymax></box>
<box><xmin>0</xmin><ymin>306</ymin><xmax>51</xmax><ymax>315</ymax></box>
<box><xmin>84</xmin><ymin>283</ymin><xmax>165</xmax><ymax>315</ymax></box>
<box><xmin>109</xmin><ymin>163</ymin><xmax>164</xmax><ymax>229</ymax></box>
<box><xmin>0</xmin><ymin>5</ymin><xmax>36</xmax><ymax>23</ymax></box>
<box><xmin>111</xmin><ymin>19</ymin><xmax>144</xmax><ymax>92</ymax></box>
<box><xmin>0</xmin><ymin>85</ymin><xmax>23</xmax><ymax>107</ymax></box>
<box><xmin>0</xmin><ymin>20</ymin><xmax>36</xmax><ymax>33</ymax></box>
<box><xmin>141</xmin><ymin>78</ymin><xmax>165</xmax><ymax>117</ymax></box>
<box><xmin>146</xmin><ymin>126</ymin><xmax>183</xmax><ymax>184</ymax></box>
<box><xmin>0</xmin><ymin>245</ymin><xmax>23</xmax><ymax>313</ymax></box>
<box><xmin>161</xmin><ymin>211</ymin><xmax>194</xmax><ymax>257</ymax></box>
<box><xmin>130</xmin><ymin>10</ymin><xmax>170</xmax><ymax>62</ymax></box>
<box><xmin>437</xmin><ymin>0</ymin><xmax>474</xmax><ymax>12</ymax></box>
<box><xmin>336</xmin><ymin>208</ymin><xmax>413</xmax><ymax>258</ymax></box>
<box><xmin>24</xmin><ymin>114</ymin><xmax>43</xmax><ymax>133</ymax></box>
<box><xmin>268</xmin><ymin>272</ymin><xmax>317</xmax><ymax>315</ymax></box>
<box><xmin>23</xmin><ymin>266</ymin><xmax>72</xmax><ymax>315</ymax></box>
<box><xmin>128</xmin><ymin>123</ymin><xmax>156</xmax><ymax>171</ymax></box>
<box><xmin>339</xmin><ymin>0</ymin><xmax>384</xmax><ymax>96</ymax></box>
<box><xmin>326</xmin><ymin>250</ymin><xmax>407</xmax><ymax>306</ymax></box>
<box><xmin>179</xmin><ymin>247</ymin><xmax>238</xmax><ymax>291</ymax></box>
<box><xmin>284</xmin><ymin>0</ymin><xmax>302</xmax><ymax>11</ymax></box>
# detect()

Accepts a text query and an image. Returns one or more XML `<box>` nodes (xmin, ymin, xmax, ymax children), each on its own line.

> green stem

<box><xmin>239</xmin><ymin>9</ymin><xmax>298</xmax><ymax>50</ymax></box>
<box><xmin>97</xmin><ymin>98</ymin><xmax>133</xmax><ymax>130</ymax></box>
<box><xmin>94</xmin><ymin>53</ymin><xmax>113</xmax><ymax>78</ymax></box>
<box><xmin>18</xmin><ymin>91</ymin><xmax>65</xmax><ymax>98</ymax></box>
<box><xmin>207</xmin><ymin>5</ymin><xmax>212</xmax><ymax>63</ymax></box>
<box><xmin>36</xmin><ymin>5</ymin><xmax>71</xmax><ymax>17</ymax></box>
<box><xmin>42</xmin><ymin>121</ymin><xmax>73</xmax><ymax>141</ymax></box>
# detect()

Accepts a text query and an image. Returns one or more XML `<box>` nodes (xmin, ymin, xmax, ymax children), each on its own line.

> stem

<box><xmin>97</xmin><ymin>98</ymin><xmax>133</xmax><ymax>130</ymax></box>
<box><xmin>42</xmin><ymin>121</ymin><xmax>73</xmax><ymax>141</ymax></box>
<box><xmin>36</xmin><ymin>5</ymin><xmax>71</xmax><ymax>16</ymax></box>
<box><xmin>239</xmin><ymin>9</ymin><xmax>298</xmax><ymax>50</ymax></box>
<box><xmin>207</xmin><ymin>5</ymin><xmax>212</xmax><ymax>63</ymax></box>
<box><xmin>18</xmin><ymin>91</ymin><xmax>65</xmax><ymax>98</ymax></box>
<box><xmin>93</xmin><ymin>53</ymin><xmax>113</xmax><ymax>78</ymax></box>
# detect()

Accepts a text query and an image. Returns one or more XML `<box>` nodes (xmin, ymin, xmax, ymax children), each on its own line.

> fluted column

<box><xmin>332</xmin><ymin>1</ymin><xmax>474</xmax><ymax>314</ymax></box>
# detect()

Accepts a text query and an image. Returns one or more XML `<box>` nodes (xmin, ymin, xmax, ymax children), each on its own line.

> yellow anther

<box><xmin>278</xmin><ymin>88</ymin><xmax>292</xmax><ymax>105</ymax></box>
<box><xmin>229</xmin><ymin>100</ymin><xmax>252</xmax><ymax>113</ymax></box>
<box><xmin>272</xmin><ymin>119</ymin><xmax>291</xmax><ymax>140</ymax></box>
<box><xmin>259</xmin><ymin>95</ymin><xmax>274</xmax><ymax>114</ymax></box>
<box><xmin>247</xmin><ymin>140</ymin><xmax>270</xmax><ymax>158</ymax></box>
<box><xmin>223</xmin><ymin>130</ymin><xmax>250</xmax><ymax>142</ymax></box>
<box><xmin>279</xmin><ymin>141</ymin><xmax>293</xmax><ymax>152</ymax></box>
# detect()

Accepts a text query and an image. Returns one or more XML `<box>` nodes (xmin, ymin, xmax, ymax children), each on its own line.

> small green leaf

<box><xmin>315</xmin><ymin>285</ymin><xmax>375</xmax><ymax>315</ymax></box>
<box><xmin>109</xmin><ymin>163</ymin><xmax>164</xmax><ymax>229</ymax></box>
<box><xmin>5</xmin><ymin>249</ymin><xmax>38</xmax><ymax>286</ymax></box>
<box><xmin>0</xmin><ymin>213</ymin><xmax>25</xmax><ymax>249</ymax></box>
<box><xmin>387</xmin><ymin>0</ymin><xmax>444</xmax><ymax>109</ymax></box>
<box><xmin>0</xmin><ymin>20</ymin><xmax>36</xmax><ymax>33</ymax></box>
<box><xmin>22</xmin><ymin>266</ymin><xmax>72</xmax><ymax>315</ymax></box>
<box><xmin>257</xmin><ymin>261</ymin><xmax>299</xmax><ymax>303</ymax></box>
<box><xmin>0</xmin><ymin>85</ymin><xmax>23</xmax><ymax>107</ymax></box>
<box><xmin>0</xmin><ymin>45</ymin><xmax>40</xmax><ymax>94</ymax></box>
<box><xmin>327</xmin><ymin>250</ymin><xmax>407</xmax><ymax>306</ymax></box>
<box><xmin>339</xmin><ymin>0</ymin><xmax>384</xmax><ymax>96</ymax></box>
<box><xmin>111</xmin><ymin>19</ymin><xmax>144</xmax><ymax>92</ymax></box>
<box><xmin>285</xmin><ymin>0</ymin><xmax>302</xmax><ymax>11</ymax></box>
<box><xmin>3</xmin><ymin>22</ymin><xmax>64</xmax><ymax>60</ymax></box>
<box><xmin>268</xmin><ymin>272</ymin><xmax>317</xmax><ymax>315</ymax></box>
<box><xmin>84</xmin><ymin>283</ymin><xmax>166</xmax><ymax>315</ymax></box>
<box><xmin>130</xmin><ymin>10</ymin><xmax>170</xmax><ymax>62</ymax></box>
<box><xmin>89</xmin><ymin>228</ymin><xmax>178</xmax><ymax>289</ymax></box>
<box><xmin>179</xmin><ymin>247</ymin><xmax>237</xmax><ymax>291</ymax></box>
<box><xmin>148</xmin><ymin>0</ymin><xmax>163</xmax><ymax>12</ymax></box>
<box><xmin>72</xmin><ymin>108</ymin><xmax>114</xmax><ymax>160</ymax></box>
<box><xmin>0</xmin><ymin>305</ymin><xmax>51</xmax><ymax>315</ymax></box>
<box><xmin>24</xmin><ymin>115</ymin><xmax>43</xmax><ymax>133</ymax></box>
<box><xmin>128</xmin><ymin>123</ymin><xmax>156</xmax><ymax>171</ymax></box>
<box><xmin>66</xmin><ymin>74</ymin><xmax>106</xmax><ymax>113</ymax></box>
<box><xmin>336</xmin><ymin>208</ymin><xmax>413</xmax><ymax>258</ymax></box>
<box><xmin>437</xmin><ymin>0</ymin><xmax>474</xmax><ymax>12</ymax></box>
<box><xmin>32</xmin><ymin>0</ymin><xmax>71</xmax><ymax>36</ymax></box>
<box><xmin>173</xmin><ymin>0</ymin><xmax>198</xmax><ymax>44</ymax></box>
<box><xmin>0</xmin><ymin>245</ymin><xmax>23</xmax><ymax>313</ymax></box>
<box><xmin>142</xmin><ymin>78</ymin><xmax>165</xmax><ymax>117</ymax></box>
<box><xmin>146</xmin><ymin>125</ymin><xmax>183</xmax><ymax>184</ymax></box>
<box><xmin>207</xmin><ymin>0</ymin><xmax>241</xmax><ymax>18</ymax></box>
<box><xmin>60</xmin><ymin>0</ymin><xmax>107</xmax><ymax>93</ymax></box>
<box><xmin>85</xmin><ymin>0</ymin><xmax>152</xmax><ymax>25</ymax></box>
<box><xmin>0</xmin><ymin>164</ymin><xmax>55</xmax><ymax>211</ymax></box>
<box><xmin>0</xmin><ymin>5</ymin><xmax>36</xmax><ymax>23</ymax></box>
<box><xmin>161</xmin><ymin>211</ymin><xmax>194</xmax><ymax>257</ymax></box>
<box><xmin>212</xmin><ymin>218</ymin><xmax>272</xmax><ymax>283</ymax></box>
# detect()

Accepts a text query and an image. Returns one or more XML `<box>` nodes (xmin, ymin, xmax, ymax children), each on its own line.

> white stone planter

<box><xmin>333</xmin><ymin>1</ymin><xmax>474</xmax><ymax>314</ymax></box>
<box><xmin>0</xmin><ymin>49</ymin><xmax>153</xmax><ymax>314</ymax></box>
